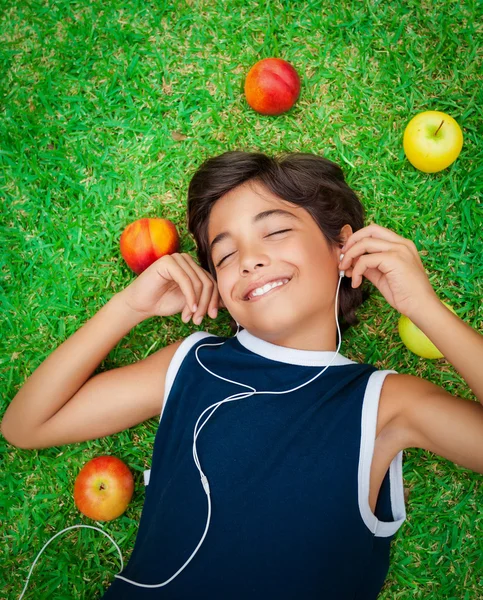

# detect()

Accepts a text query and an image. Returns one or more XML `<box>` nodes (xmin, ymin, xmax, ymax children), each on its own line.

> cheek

<box><xmin>216</xmin><ymin>273</ymin><xmax>236</xmax><ymax>303</ymax></box>
<box><xmin>286</xmin><ymin>241</ymin><xmax>321</xmax><ymax>270</ymax></box>
<box><xmin>295</xmin><ymin>242</ymin><xmax>334</xmax><ymax>280</ymax></box>
<box><xmin>274</xmin><ymin>238</ymin><xmax>306</xmax><ymax>262</ymax></box>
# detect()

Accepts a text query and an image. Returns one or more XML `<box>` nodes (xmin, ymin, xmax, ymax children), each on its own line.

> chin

<box><xmin>242</xmin><ymin>314</ymin><xmax>299</xmax><ymax>338</ymax></box>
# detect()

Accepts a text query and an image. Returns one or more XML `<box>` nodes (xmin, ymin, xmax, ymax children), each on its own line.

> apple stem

<box><xmin>100</xmin><ymin>483</ymin><xmax>106</xmax><ymax>490</ymax></box>
<box><xmin>434</xmin><ymin>119</ymin><xmax>444</xmax><ymax>136</ymax></box>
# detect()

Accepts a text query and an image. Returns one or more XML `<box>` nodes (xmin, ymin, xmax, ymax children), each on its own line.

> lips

<box><xmin>242</xmin><ymin>277</ymin><xmax>292</xmax><ymax>301</ymax></box>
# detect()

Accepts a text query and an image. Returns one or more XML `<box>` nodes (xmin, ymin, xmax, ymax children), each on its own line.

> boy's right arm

<box><xmin>0</xmin><ymin>292</ymin><xmax>183</xmax><ymax>449</ymax></box>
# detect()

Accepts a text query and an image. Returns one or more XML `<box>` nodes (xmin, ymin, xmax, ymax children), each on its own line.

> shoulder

<box><xmin>380</xmin><ymin>372</ymin><xmax>456</xmax><ymax>427</ymax></box>
<box><xmin>379</xmin><ymin>373</ymin><xmax>483</xmax><ymax>475</ymax></box>
<box><xmin>377</xmin><ymin>372</ymin><xmax>429</xmax><ymax>444</ymax></box>
<box><xmin>379</xmin><ymin>370</ymin><xmax>480</xmax><ymax>446</ymax></box>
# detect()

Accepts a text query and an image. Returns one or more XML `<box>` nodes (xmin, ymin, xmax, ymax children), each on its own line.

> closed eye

<box><xmin>215</xmin><ymin>229</ymin><xmax>292</xmax><ymax>267</ymax></box>
<box><xmin>269</xmin><ymin>229</ymin><xmax>292</xmax><ymax>236</ymax></box>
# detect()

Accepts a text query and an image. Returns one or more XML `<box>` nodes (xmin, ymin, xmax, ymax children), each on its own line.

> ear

<box><xmin>339</xmin><ymin>224</ymin><xmax>353</xmax><ymax>246</ymax></box>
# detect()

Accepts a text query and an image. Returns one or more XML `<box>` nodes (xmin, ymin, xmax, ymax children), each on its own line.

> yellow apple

<box><xmin>403</xmin><ymin>111</ymin><xmax>463</xmax><ymax>173</ymax></box>
<box><xmin>398</xmin><ymin>301</ymin><xmax>457</xmax><ymax>359</ymax></box>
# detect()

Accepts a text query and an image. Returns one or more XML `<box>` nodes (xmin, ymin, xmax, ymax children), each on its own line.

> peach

<box><xmin>244</xmin><ymin>58</ymin><xmax>301</xmax><ymax>115</ymax></box>
<box><xmin>120</xmin><ymin>218</ymin><xmax>180</xmax><ymax>274</ymax></box>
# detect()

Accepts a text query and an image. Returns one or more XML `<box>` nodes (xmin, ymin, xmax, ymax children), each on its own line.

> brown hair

<box><xmin>187</xmin><ymin>151</ymin><xmax>372</xmax><ymax>336</ymax></box>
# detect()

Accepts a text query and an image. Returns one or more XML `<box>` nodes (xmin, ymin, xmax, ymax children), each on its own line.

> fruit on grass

<box><xmin>403</xmin><ymin>111</ymin><xmax>463</xmax><ymax>173</ymax></box>
<box><xmin>398</xmin><ymin>301</ymin><xmax>457</xmax><ymax>359</ymax></box>
<box><xmin>120</xmin><ymin>218</ymin><xmax>180</xmax><ymax>274</ymax></box>
<box><xmin>244</xmin><ymin>58</ymin><xmax>301</xmax><ymax>115</ymax></box>
<box><xmin>74</xmin><ymin>456</ymin><xmax>134</xmax><ymax>521</ymax></box>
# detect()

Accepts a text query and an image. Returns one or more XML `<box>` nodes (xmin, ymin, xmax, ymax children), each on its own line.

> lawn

<box><xmin>1</xmin><ymin>0</ymin><xmax>482</xmax><ymax>598</ymax></box>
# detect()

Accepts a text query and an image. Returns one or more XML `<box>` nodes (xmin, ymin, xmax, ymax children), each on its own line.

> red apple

<box><xmin>244</xmin><ymin>58</ymin><xmax>301</xmax><ymax>115</ymax></box>
<box><xmin>120</xmin><ymin>218</ymin><xmax>180</xmax><ymax>275</ymax></box>
<box><xmin>73</xmin><ymin>456</ymin><xmax>134</xmax><ymax>521</ymax></box>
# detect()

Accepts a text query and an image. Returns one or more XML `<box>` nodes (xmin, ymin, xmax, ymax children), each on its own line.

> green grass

<box><xmin>1</xmin><ymin>0</ymin><xmax>482</xmax><ymax>597</ymax></box>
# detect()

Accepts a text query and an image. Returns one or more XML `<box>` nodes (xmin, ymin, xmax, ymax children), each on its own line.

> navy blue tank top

<box><xmin>102</xmin><ymin>329</ymin><xmax>406</xmax><ymax>599</ymax></box>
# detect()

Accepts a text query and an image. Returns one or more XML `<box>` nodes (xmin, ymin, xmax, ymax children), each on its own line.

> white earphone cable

<box><xmin>19</xmin><ymin>257</ymin><xmax>346</xmax><ymax>595</ymax></box>
<box><xmin>18</xmin><ymin>524</ymin><xmax>124</xmax><ymax>600</ymax></box>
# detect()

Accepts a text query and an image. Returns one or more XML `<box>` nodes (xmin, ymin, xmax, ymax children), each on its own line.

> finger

<box><xmin>173</xmin><ymin>253</ymin><xmax>206</xmax><ymax>317</ymax></box>
<box><xmin>181</xmin><ymin>304</ymin><xmax>193</xmax><ymax>323</ymax></box>
<box><xmin>193</xmin><ymin>278</ymin><xmax>215</xmax><ymax>324</ymax></box>
<box><xmin>180</xmin><ymin>253</ymin><xmax>218</xmax><ymax>320</ymax></box>
<box><xmin>196</xmin><ymin>267</ymin><xmax>221</xmax><ymax>318</ymax></box>
<box><xmin>207</xmin><ymin>282</ymin><xmax>220</xmax><ymax>318</ymax></box>
<box><xmin>163</xmin><ymin>254</ymin><xmax>200</xmax><ymax>316</ymax></box>
<box><xmin>350</xmin><ymin>252</ymin><xmax>399</xmax><ymax>287</ymax></box>
<box><xmin>175</xmin><ymin>253</ymin><xmax>204</xmax><ymax>299</ymax></box>
<box><xmin>181</xmin><ymin>253</ymin><xmax>217</xmax><ymax>285</ymax></box>
<box><xmin>177</xmin><ymin>253</ymin><xmax>214</xmax><ymax>323</ymax></box>
<box><xmin>340</xmin><ymin>238</ymin><xmax>405</xmax><ymax>269</ymax></box>
<box><xmin>343</xmin><ymin>223</ymin><xmax>414</xmax><ymax>255</ymax></box>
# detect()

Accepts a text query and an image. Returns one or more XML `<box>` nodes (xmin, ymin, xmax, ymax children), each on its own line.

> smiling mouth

<box><xmin>243</xmin><ymin>278</ymin><xmax>292</xmax><ymax>302</ymax></box>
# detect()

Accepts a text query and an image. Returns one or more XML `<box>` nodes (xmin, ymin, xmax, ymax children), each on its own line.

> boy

<box><xmin>3</xmin><ymin>152</ymin><xmax>483</xmax><ymax>599</ymax></box>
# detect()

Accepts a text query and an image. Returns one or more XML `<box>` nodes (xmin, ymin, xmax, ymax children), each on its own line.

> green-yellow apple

<box><xmin>398</xmin><ymin>301</ymin><xmax>457</xmax><ymax>359</ymax></box>
<box><xmin>403</xmin><ymin>110</ymin><xmax>463</xmax><ymax>173</ymax></box>
<box><xmin>74</xmin><ymin>456</ymin><xmax>134</xmax><ymax>521</ymax></box>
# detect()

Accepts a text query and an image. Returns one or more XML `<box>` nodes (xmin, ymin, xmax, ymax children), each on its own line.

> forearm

<box><xmin>408</xmin><ymin>297</ymin><xmax>483</xmax><ymax>404</ymax></box>
<box><xmin>1</xmin><ymin>292</ymin><xmax>145</xmax><ymax>437</ymax></box>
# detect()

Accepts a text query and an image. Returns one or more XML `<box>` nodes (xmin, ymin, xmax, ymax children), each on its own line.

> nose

<box><xmin>239</xmin><ymin>242</ymin><xmax>270</xmax><ymax>273</ymax></box>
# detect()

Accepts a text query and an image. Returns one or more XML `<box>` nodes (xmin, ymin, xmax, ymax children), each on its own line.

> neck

<box><xmin>245</xmin><ymin>313</ymin><xmax>340</xmax><ymax>352</ymax></box>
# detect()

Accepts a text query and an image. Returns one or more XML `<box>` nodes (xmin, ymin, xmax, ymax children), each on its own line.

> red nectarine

<box><xmin>244</xmin><ymin>58</ymin><xmax>301</xmax><ymax>115</ymax></box>
<box><xmin>120</xmin><ymin>218</ymin><xmax>180</xmax><ymax>274</ymax></box>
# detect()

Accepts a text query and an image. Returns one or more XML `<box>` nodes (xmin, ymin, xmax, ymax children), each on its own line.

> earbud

<box><xmin>339</xmin><ymin>252</ymin><xmax>345</xmax><ymax>278</ymax></box>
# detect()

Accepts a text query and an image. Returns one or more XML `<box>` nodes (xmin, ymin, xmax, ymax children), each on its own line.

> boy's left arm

<box><xmin>386</xmin><ymin>296</ymin><xmax>483</xmax><ymax>474</ymax></box>
<box><xmin>339</xmin><ymin>223</ymin><xmax>483</xmax><ymax>475</ymax></box>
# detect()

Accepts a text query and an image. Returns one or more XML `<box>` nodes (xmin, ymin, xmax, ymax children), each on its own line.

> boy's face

<box><xmin>208</xmin><ymin>180</ymin><xmax>351</xmax><ymax>346</ymax></box>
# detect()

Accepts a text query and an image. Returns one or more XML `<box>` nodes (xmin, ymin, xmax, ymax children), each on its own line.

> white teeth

<box><xmin>248</xmin><ymin>279</ymin><xmax>289</xmax><ymax>299</ymax></box>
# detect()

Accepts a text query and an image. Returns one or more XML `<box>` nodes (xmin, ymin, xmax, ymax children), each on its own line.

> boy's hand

<box><xmin>339</xmin><ymin>223</ymin><xmax>439</xmax><ymax>318</ymax></box>
<box><xmin>119</xmin><ymin>253</ymin><xmax>222</xmax><ymax>324</ymax></box>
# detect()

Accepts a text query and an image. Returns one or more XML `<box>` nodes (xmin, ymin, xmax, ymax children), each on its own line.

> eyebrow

<box><xmin>209</xmin><ymin>209</ymin><xmax>302</xmax><ymax>254</ymax></box>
